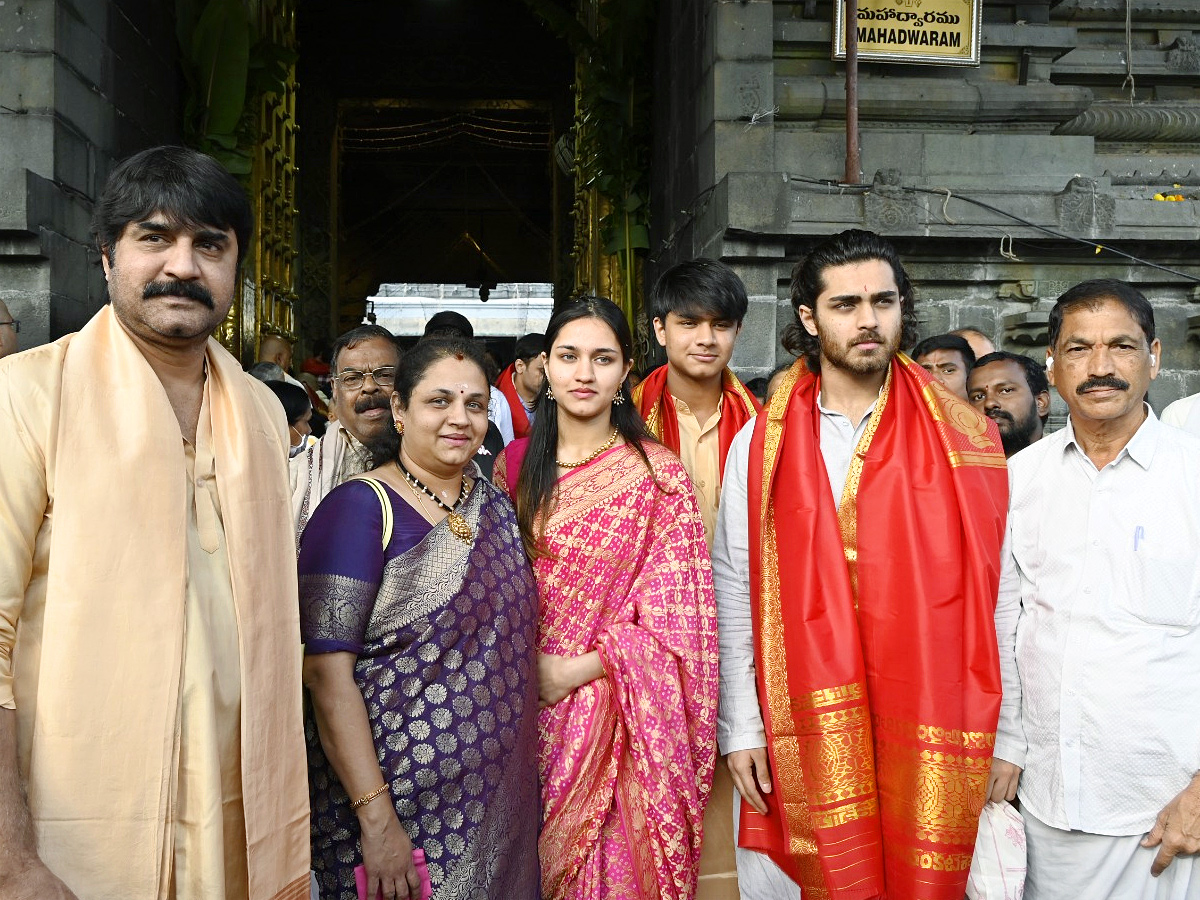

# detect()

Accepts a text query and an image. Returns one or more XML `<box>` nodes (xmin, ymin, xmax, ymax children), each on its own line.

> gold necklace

<box><xmin>556</xmin><ymin>428</ymin><xmax>620</xmax><ymax>468</ymax></box>
<box><xmin>395</xmin><ymin>459</ymin><xmax>473</xmax><ymax>543</ymax></box>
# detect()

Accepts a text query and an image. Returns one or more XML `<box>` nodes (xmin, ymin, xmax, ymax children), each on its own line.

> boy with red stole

<box><xmin>712</xmin><ymin>230</ymin><xmax>1008</xmax><ymax>899</ymax></box>
<box><xmin>633</xmin><ymin>258</ymin><xmax>759</xmax><ymax>899</ymax></box>
<box><xmin>634</xmin><ymin>258</ymin><xmax>761</xmax><ymax>546</ymax></box>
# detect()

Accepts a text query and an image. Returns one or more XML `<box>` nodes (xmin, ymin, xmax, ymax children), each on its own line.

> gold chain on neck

<box><xmin>555</xmin><ymin>428</ymin><xmax>620</xmax><ymax>469</ymax></box>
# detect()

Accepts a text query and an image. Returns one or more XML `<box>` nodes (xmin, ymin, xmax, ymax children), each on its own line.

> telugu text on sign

<box><xmin>833</xmin><ymin>0</ymin><xmax>981</xmax><ymax>67</ymax></box>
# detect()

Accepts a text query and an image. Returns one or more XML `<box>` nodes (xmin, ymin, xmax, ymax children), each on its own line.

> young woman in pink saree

<box><xmin>494</xmin><ymin>297</ymin><xmax>719</xmax><ymax>900</ymax></box>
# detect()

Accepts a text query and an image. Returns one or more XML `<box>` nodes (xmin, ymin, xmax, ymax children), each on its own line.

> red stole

<box><xmin>632</xmin><ymin>365</ymin><xmax>761</xmax><ymax>477</ymax></box>
<box><xmin>743</xmin><ymin>355</ymin><xmax>1007</xmax><ymax>900</ymax></box>
<box><xmin>496</xmin><ymin>363</ymin><xmax>533</xmax><ymax>439</ymax></box>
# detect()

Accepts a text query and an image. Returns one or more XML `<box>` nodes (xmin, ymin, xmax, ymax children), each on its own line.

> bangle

<box><xmin>350</xmin><ymin>783</ymin><xmax>389</xmax><ymax>810</ymax></box>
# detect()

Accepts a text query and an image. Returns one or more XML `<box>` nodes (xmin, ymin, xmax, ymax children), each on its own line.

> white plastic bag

<box><xmin>966</xmin><ymin>801</ymin><xmax>1027</xmax><ymax>900</ymax></box>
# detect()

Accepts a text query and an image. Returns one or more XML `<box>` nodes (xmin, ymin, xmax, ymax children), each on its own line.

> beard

<box><xmin>989</xmin><ymin>404</ymin><xmax>1041</xmax><ymax>456</ymax></box>
<box><xmin>818</xmin><ymin>326</ymin><xmax>901</xmax><ymax>375</ymax></box>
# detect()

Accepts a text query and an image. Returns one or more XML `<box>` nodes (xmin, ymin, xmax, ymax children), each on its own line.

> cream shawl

<box><xmin>289</xmin><ymin>423</ymin><xmax>371</xmax><ymax>540</ymax></box>
<box><xmin>32</xmin><ymin>306</ymin><xmax>309</xmax><ymax>899</ymax></box>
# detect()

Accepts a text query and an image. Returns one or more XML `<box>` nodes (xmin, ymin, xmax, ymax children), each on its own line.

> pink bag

<box><xmin>353</xmin><ymin>850</ymin><xmax>432</xmax><ymax>900</ymax></box>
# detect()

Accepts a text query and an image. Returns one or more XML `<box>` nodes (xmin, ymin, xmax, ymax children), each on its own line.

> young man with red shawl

<box><xmin>634</xmin><ymin>258</ymin><xmax>761</xmax><ymax>546</ymax></box>
<box><xmin>631</xmin><ymin>259</ymin><xmax>759</xmax><ymax>899</ymax></box>
<box><xmin>712</xmin><ymin>230</ymin><xmax>1009</xmax><ymax>899</ymax></box>
<box><xmin>494</xmin><ymin>332</ymin><xmax>546</xmax><ymax>440</ymax></box>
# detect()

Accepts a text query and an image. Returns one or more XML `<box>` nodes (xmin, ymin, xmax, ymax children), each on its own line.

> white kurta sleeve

<box><xmin>489</xmin><ymin>386</ymin><xmax>515</xmax><ymax>445</ymax></box>
<box><xmin>713</xmin><ymin>419</ymin><xmax>767</xmax><ymax>755</ymax></box>
<box><xmin>993</xmin><ymin>522</ymin><xmax>1027</xmax><ymax>768</ymax></box>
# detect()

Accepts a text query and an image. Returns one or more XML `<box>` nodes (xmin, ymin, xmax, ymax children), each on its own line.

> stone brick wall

<box><xmin>652</xmin><ymin>0</ymin><xmax>1200</xmax><ymax>412</ymax></box>
<box><xmin>0</xmin><ymin>0</ymin><xmax>181</xmax><ymax>347</ymax></box>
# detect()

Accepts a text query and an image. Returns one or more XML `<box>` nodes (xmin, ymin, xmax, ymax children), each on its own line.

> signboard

<box><xmin>833</xmin><ymin>0</ymin><xmax>981</xmax><ymax>67</ymax></box>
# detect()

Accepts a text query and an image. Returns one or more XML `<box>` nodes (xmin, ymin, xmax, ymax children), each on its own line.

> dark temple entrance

<box><xmin>295</xmin><ymin>1</ymin><xmax>575</xmax><ymax>346</ymax></box>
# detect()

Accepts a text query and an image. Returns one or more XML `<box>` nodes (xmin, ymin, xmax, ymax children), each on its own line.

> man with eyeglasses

<box><xmin>0</xmin><ymin>300</ymin><xmax>17</xmax><ymax>359</ymax></box>
<box><xmin>290</xmin><ymin>323</ymin><xmax>401</xmax><ymax>539</ymax></box>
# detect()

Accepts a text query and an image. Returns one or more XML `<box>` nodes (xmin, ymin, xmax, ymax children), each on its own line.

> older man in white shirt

<box><xmin>991</xmin><ymin>278</ymin><xmax>1200</xmax><ymax>899</ymax></box>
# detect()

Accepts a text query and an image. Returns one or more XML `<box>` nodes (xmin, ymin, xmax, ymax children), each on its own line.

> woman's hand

<box><xmin>358</xmin><ymin>803</ymin><xmax>422</xmax><ymax>899</ymax></box>
<box><xmin>538</xmin><ymin>651</ymin><xmax>604</xmax><ymax>707</ymax></box>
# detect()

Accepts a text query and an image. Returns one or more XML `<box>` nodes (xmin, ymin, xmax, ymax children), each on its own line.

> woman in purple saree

<box><xmin>299</xmin><ymin>338</ymin><xmax>540</xmax><ymax>900</ymax></box>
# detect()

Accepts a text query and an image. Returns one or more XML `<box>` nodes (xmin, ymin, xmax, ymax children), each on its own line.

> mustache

<box><xmin>142</xmin><ymin>280</ymin><xmax>215</xmax><ymax>309</ymax></box>
<box><xmin>354</xmin><ymin>394</ymin><xmax>392</xmax><ymax>413</ymax></box>
<box><xmin>851</xmin><ymin>331</ymin><xmax>885</xmax><ymax>346</ymax></box>
<box><xmin>986</xmin><ymin>409</ymin><xmax>1014</xmax><ymax>425</ymax></box>
<box><xmin>1077</xmin><ymin>375</ymin><xmax>1130</xmax><ymax>394</ymax></box>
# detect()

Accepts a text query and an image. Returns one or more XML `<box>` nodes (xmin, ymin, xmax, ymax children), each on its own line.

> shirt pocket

<box><xmin>1120</xmin><ymin>553</ymin><xmax>1200</xmax><ymax>629</ymax></box>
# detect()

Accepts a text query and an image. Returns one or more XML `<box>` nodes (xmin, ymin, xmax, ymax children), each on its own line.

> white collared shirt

<box><xmin>712</xmin><ymin>394</ymin><xmax>877</xmax><ymax>755</ymax></box>
<box><xmin>488</xmin><ymin>385</ymin><xmax>515</xmax><ymax>444</ymax></box>
<box><xmin>995</xmin><ymin>407</ymin><xmax>1200</xmax><ymax>835</ymax></box>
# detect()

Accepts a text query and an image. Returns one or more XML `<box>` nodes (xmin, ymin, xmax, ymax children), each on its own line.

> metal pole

<box><xmin>844</xmin><ymin>0</ymin><xmax>861</xmax><ymax>184</ymax></box>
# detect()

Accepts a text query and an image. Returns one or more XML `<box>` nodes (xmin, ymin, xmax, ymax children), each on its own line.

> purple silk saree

<box><xmin>299</xmin><ymin>478</ymin><xmax>540</xmax><ymax>900</ymax></box>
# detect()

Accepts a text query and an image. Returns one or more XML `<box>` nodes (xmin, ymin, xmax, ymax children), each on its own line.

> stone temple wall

<box><xmin>0</xmin><ymin>0</ymin><xmax>181</xmax><ymax>348</ymax></box>
<box><xmin>651</xmin><ymin>0</ymin><xmax>1200</xmax><ymax>413</ymax></box>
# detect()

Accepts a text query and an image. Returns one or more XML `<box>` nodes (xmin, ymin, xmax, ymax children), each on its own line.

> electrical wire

<box><xmin>781</xmin><ymin>173</ymin><xmax>1200</xmax><ymax>283</ymax></box>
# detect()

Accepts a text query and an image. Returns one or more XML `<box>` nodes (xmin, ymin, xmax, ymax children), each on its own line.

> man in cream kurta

<box><xmin>178</xmin><ymin>386</ymin><xmax>248</xmax><ymax>898</ymax></box>
<box><xmin>0</xmin><ymin>146</ymin><xmax>308</xmax><ymax>900</ymax></box>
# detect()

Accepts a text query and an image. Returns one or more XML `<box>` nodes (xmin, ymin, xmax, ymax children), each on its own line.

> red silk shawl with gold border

<box><xmin>742</xmin><ymin>354</ymin><xmax>1007</xmax><ymax>900</ymax></box>
<box><xmin>632</xmin><ymin>365</ymin><xmax>761</xmax><ymax>476</ymax></box>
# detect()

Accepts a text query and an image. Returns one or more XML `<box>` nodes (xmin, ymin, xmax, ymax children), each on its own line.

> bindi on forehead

<box><xmin>427</xmin><ymin>384</ymin><xmax>486</xmax><ymax>399</ymax></box>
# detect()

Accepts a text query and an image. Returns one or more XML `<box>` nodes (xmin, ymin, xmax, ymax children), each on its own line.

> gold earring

<box><xmin>613</xmin><ymin>389</ymin><xmax>625</xmax><ymax>406</ymax></box>
<box><xmin>546</xmin><ymin>385</ymin><xmax>555</xmax><ymax>400</ymax></box>
<box><xmin>394</xmin><ymin>419</ymin><xmax>404</xmax><ymax>434</ymax></box>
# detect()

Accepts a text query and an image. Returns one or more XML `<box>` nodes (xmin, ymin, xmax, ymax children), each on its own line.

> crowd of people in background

<box><xmin>2</xmin><ymin>145</ymin><xmax>1199</xmax><ymax>900</ymax></box>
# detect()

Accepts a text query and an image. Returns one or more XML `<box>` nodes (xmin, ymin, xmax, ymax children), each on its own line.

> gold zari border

<box><xmin>791</xmin><ymin>682</ymin><xmax>865</xmax><ymax>712</ymax></box>
<box><xmin>907</xmin><ymin>848</ymin><xmax>975</xmax><ymax>872</ymax></box>
<box><xmin>761</xmin><ymin>511</ymin><xmax>826</xmax><ymax>873</ymax></box>
<box><xmin>757</xmin><ymin>361</ymin><xmax>835</xmax><ymax>892</ymax></box>
<box><xmin>812</xmin><ymin>796</ymin><xmax>879</xmax><ymax>830</ymax></box>
<box><xmin>837</xmin><ymin>366</ymin><xmax>892</xmax><ymax>601</ymax></box>
<box><xmin>947</xmin><ymin>449</ymin><xmax>1008</xmax><ymax>468</ymax></box>
<box><xmin>906</xmin><ymin>355</ymin><xmax>1007</xmax><ymax>470</ymax></box>
<box><xmin>873</xmin><ymin>715</ymin><xmax>997</xmax><ymax>752</ymax></box>
<box><xmin>875</xmin><ymin>716</ymin><xmax>994</xmax><ymax>845</ymax></box>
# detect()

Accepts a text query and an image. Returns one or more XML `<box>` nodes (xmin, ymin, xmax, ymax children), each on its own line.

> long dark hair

<box><xmin>782</xmin><ymin>229</ymin><xmax>919</xmax><ymax>370</ymax></box>
<box><xmin>514</xmin><ymin>297</ymin><xmax>659</xmax><ymax>556</ymax></box>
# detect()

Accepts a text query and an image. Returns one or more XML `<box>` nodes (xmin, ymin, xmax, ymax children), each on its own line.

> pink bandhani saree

<box><xmin>495</xmin><ymin>440</ymin><xmax>719</xmax><ymax>900</ymax></box>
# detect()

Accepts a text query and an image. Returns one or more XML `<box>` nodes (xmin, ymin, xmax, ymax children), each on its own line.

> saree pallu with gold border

<box><xmin>494</xmin><ymin>441</ymin><xmax>720</xmax><ymax>900</ymax></box>
<box><xmin>742</xmin><ymin>355</ymin><xmax>1007</xmax><ymax>900</ymax></box>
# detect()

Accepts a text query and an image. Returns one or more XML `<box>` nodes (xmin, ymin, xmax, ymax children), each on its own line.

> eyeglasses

<box><xmin>0</xmin><ymin>320</ymin><xmax>18</xmax><ymax>333</ymax></box>
<box><xmin>335</xmin><ymin>366</ymin><xmax>396</xmax><ymax>390</ymax></box>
